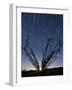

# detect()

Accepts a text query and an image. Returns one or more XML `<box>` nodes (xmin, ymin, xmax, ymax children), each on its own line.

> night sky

<box><xmin>21</xmin><ymin>12</ymin><xmax>63</xmax><ymax>71</ymax></box>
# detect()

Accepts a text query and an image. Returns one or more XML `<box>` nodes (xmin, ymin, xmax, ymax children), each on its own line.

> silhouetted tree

<box><xmin>22</xmin><ymin>36</ymin><xmax>62</xmax><ymax>71</ymax></box>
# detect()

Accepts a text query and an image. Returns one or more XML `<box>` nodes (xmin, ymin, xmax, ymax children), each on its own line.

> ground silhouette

<box><xmin>21</xmin><ymin>67</ymin><xmax>63</xmax><ymax>77</ymax></box>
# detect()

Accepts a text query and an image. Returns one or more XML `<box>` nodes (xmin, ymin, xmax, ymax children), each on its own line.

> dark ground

<box><xmin>21</xmin><ymin>67</ymin><xmax>63</xmax><ymax>77</ymax></box>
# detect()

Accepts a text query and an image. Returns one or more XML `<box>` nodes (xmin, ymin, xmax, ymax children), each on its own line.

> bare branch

<box><xmin>27</xmin><ymin>46</ymin><xmax>39</xmax><ymax>70</ymax></box>
<box><xmin>41</xmin><ymin>39</ymin><xmax>63</xmax><ymax>70</ymax></box>
<box><xmin>22</xmin><ymin>36</ymin><xmax>40</xmax><ymax>70</ymax></box>
<box><xmin>22</xmin><ymin>46</ymin><xmax>39</xmax><ymax>70</ymax></box>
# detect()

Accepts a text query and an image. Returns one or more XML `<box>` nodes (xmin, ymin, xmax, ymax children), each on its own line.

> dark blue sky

<box><xmin>21</xmin><ymin>12</ymin><xmax>63</xmax><ymax>71</ymax></box>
